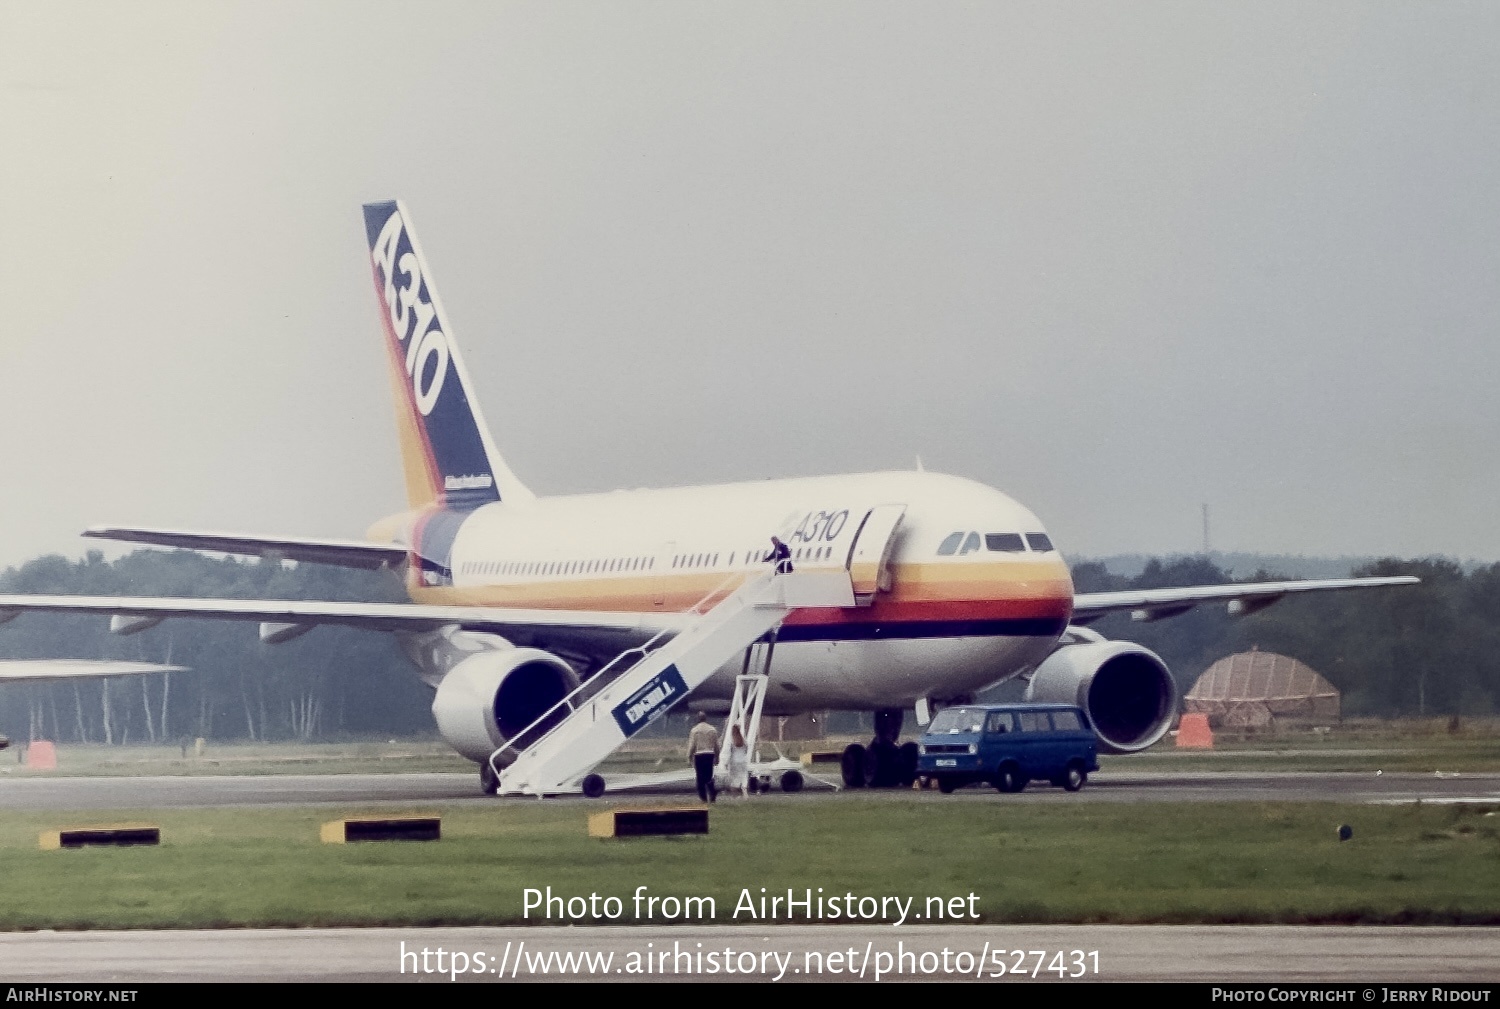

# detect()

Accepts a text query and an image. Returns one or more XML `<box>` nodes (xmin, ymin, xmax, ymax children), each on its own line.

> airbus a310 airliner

<box><xmin>0</xmin><ymin>201</ymin><xmax>1416</xmax><ymax>794</ymax></box>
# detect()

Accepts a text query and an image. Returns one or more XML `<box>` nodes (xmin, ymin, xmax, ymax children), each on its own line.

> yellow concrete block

<box><xmin>40</xmin><ymin>823</ymin><xmax>159</xmax><ymax>850</ymax></box>
<box><xmin>320</xmin><ymin>815</ymin><xmax>441</xmax><ymax>843</ymax></box>
<box><xmin>587</xmin><ymin>807</ymin><xmax>708</xmax><ymax>838</ymax></box>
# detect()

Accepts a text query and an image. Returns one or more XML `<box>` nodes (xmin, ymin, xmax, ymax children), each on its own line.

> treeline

<box><xmin>0</xmin><ymin>550</ymin><xmax>1491</xmax><ymax>745</ymax></box>
<box><xmin>1072</xmin><ymin>556</ymin><xmax>1500</xmax><ymax>718</ymax></box>
<box><xmin>0</xmin><ymin>551</ymin><xmax>433</xmax><ymax>745</ymax></box>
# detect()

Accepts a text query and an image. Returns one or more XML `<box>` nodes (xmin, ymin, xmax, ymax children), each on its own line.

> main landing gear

<box><xmin>840</xmin><ymin>708</ymin><xmax>919</xmax><ymax>789</ymax></box>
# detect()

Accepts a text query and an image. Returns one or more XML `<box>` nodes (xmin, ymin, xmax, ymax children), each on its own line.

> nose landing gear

<box><xmin>840</xmin><ymin>708</ymin><xmax>919</xmax><ymax>788</ymax></box>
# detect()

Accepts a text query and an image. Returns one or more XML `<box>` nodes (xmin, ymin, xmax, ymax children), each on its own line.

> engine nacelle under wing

<box><xmin>430</xmin><ymin>648</ymin><xmax>580</xmax><ymax>762</ymax></box>
<box><xmin>1023</xmin><ymin>636</ymin><xmax>1177</xmax><ymax>754</ymax></box>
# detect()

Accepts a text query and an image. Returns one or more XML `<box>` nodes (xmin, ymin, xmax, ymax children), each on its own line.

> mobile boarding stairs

<box><xmin>487</xmin><ymin>568</ymin><xmax>859</xmax><ymax>797</ymax></box>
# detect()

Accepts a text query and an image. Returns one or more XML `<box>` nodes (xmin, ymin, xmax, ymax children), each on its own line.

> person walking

<box><xmin>726</xmin><ymin>722</ymin><xmax>750</xmax><ymax>798</ymax></box>
<box><xmin>766</xmin><ymin>535</ymin><xmax>793</xmax><ymax>574</ymax></box>
<box><xmin>687</xmin><ymin>712</ymin><xmax>720</xmax><ymax>803</ymax></box>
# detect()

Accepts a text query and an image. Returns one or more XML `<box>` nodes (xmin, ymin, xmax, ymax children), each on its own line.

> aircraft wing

<box><xmin>82</xmin><ymin>526</ymin><xmax>408</xmax><ymax>571</ymax></box>
<box><xmin>1071</xmin><ymin>575</ymin><xmax>1420</xmax><ymax>624</ymax></box>
<box><xmin>0</xmin><ymin>660</ymin><xmax>186</xmax><ymax>682</ymax></box>
<box><xmin>0</xmin><ymin>594</ymin><xmax>675</xmax><ymax>659</ymax></box>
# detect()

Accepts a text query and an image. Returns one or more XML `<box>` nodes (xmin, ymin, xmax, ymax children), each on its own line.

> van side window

<box><xmin>959</xmin><ymin>532</ymin><xmax>981</xmax><ymax>555</ymax></box>
<box><xmin>937</xmin><ymin>532</ymin><xmax>963</xmax><ymax>556</ymax></box>
<box><xmin>1016</xmin><ymin>712</ymin><xmax>1046</xmax><ymax>733</ymax></box>
<box><xmin>1050</xmin><ymin>710</ymin><xmax>1082</xmax><ymax>731</ymax></box>
<box><xmin>985</xmin><ymin>712</ymin><xmax>1012</xmax><ymax>734</ymax></box>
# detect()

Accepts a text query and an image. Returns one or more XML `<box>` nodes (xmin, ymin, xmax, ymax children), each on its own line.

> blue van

<box><xmin>917</xmin><ymin>703</ymin><xmax>1099</xmax><ymax>793</ymax></box>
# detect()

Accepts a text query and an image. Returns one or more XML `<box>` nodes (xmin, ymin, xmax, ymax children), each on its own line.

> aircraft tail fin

<box><xmin>362</xmin><ymin>200</ymin><xmax>533</xmax><ymax>510</ymax></box>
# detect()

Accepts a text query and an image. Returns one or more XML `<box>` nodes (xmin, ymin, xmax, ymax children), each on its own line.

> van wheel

<box><xmin>1062</xmin><ymin>762</ymin><xmax>1087</xmax><ymax>792</ymax></box>
<box><xmin>937</xmin><ymin>777</ymin><xmax>957</xmax><ymax>794</ymax></box>
<box><xmin>995</xmin><ymin>764</ymin><xmax>1025</xmax><ymax>793</ymax></box>
<box><xmin>581</xmin><ymin>774</ymin><xmax>606</xmax><ymax>799</ymax></box>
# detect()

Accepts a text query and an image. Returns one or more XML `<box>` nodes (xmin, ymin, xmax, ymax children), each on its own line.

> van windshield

<box><xmin>928</xmin><ymin>708</ymin><xmax>985</xmax><ymax>734</ymax></box>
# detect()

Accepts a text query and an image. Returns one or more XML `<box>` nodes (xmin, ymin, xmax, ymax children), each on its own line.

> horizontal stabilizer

<box><xmin>84</xmin><ymin>526</ymin><xmax>408</xmax><ymax>571</ymax></box>
<box><xmin>0</xmin><ymin>660</ymin><xmax>186</xmax><ymax>682</ymax></box>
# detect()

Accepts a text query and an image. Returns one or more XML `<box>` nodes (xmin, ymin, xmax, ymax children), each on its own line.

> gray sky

<box><xmin>3</xmin><ymin>2</ymin><xmax>1499</xmax><ymax>571</ymax></box>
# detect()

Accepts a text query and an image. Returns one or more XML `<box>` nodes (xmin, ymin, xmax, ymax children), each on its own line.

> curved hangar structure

<box><xmin>1183</xmin><ymin>651</ymin><xmax>1340</xmax><ymax>729</ymax></box>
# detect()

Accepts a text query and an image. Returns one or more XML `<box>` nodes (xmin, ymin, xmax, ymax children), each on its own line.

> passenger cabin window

<box><xmin>937</xmin><ymin>532</ymin><xmax>964</xmax><ymax>556</ymax></box>
<box><xmin>959</xmin><ymin>532</ymin><xmax>981</xmax><ymax>555</ymax></box>
<box><xmin>1026</xmin><ymin>533</ymin><xmax>1054</xmax><ymax>552</ymax></box>
<box><xmin>985</xmin><ymin>533</ymin><xmax>1025</xmax><ymax>553</ymax></box>
<box><xmin>985</xmin><ymin>712</ymin><xmax>1013</xmax><ymax>734</ymax></box>
<box><xmin>1051</xmin><ymin>710</ymin><xmax>1082</xmax><ymax>731</ymax></box>
<box><xmin>1016</xmin><ymin>712</ymin><xmax>1046</xmax><ymax>733</ymax></box>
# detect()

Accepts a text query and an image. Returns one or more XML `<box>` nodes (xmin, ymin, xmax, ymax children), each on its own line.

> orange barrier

<box><xmin>25</xmin><ymin>741</ymin><xmax>57</xmax><ymax>770</ymax></box>
<box><xmin>1176</xmin><ymin>713</ymin><xmax>1214</xmax><ymax>749</ymax></box>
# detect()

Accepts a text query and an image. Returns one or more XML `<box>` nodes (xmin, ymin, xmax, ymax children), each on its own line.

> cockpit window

<box><xmin>959</xmin><ymin>532</ymin><xmax>981</xmax><ymax>555</ymax></box>
<box><xmin>985</xmin><ymin>533</ymin><xmax>1025</xmax><ymax>552</ymax></box>
<box><xmin>937</xmin><ymin>532</ymin><xmax>964</xmax><ymax>556</ymax></box>
<box><xmin>1026</xmin><ymin>533</ymin><xmax>1054</xmax><ymax>552</ymax></box>
<box><xmin>928</xmin><ymin>707</ymin><xmax>984</xmax><ymax>734</ymax></box>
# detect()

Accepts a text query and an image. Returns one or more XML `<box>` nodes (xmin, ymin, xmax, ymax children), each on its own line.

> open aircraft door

<box><xmin>846</xmin><ymin>504</ymin><xmax>906</xmax><ymax>602</ymax></box>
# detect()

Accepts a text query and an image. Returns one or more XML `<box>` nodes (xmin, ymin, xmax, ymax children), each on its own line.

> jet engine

<box><xmin>1023</xmin><ymin>631</ymin><xmax>1177</xmax><ymax>753</ymax></box>
<box><xmin>430</xmin><ymin>648</ymin><xmax>580</xmax><ymax>763</ymax></box>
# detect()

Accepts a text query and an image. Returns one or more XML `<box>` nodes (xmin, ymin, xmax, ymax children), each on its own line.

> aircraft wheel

<box><xmin>841</xmin><ymin>744</ymin><xmax>867</xmax><ymax>788</ymax></box>
<box><xmin>479</xmin><ymin>761</ymin><xmax>499</xmax><ymax>796</ymax></box>
<box><xmin>780</xmin><ymin>770</ymin><xmax>804</xmax><ymax>793</ymax></box>
<box><xmin>897</xmin><ymin>741</ymin><xmax>920</xmax><ymax>787</ymax></box>
<box><xmin>581</xmin><ymin>773</ymin><xmax>606</xmax><ymax>799</ymax></box>
<box><xmin>865</xmin><ymin>739</ymin><xmax>900</xmax><ymax>787</ymax></box>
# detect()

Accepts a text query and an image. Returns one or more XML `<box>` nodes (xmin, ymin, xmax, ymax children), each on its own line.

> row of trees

<box><xmin>0</xmin><ymin>549</ymin><xmax>1491</xmax><ymax>744</ymax></box>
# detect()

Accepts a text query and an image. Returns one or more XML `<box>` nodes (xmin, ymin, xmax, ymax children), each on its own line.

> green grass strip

<box><xmin>0</xmin><ymin>798</ymin><xmax>1497</xmax><ymax>930</ymax></box>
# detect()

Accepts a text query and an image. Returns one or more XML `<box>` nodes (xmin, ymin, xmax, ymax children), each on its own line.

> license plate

<box><xmin>935</xmin><ymin>758</ymin><xmax>957</xmax><ymax>767</ymax></box>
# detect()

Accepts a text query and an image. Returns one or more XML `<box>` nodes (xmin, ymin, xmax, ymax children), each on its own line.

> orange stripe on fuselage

<box><xmin>408</xmin><ymin>560</ymin><xmax>1075</xmax><ymax>629</ymax></box>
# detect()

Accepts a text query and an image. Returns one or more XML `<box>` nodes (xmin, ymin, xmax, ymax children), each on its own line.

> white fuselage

<box><xmin>400</xmin><ymin>470</ymin><xmax>1075</xmax><ymax>713</ymax></box>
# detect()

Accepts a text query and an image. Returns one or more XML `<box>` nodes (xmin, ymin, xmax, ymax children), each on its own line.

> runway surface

<box><xmin>0</xmin><ymin>923</ymin><xmax>1496</xmax><ymax>982</ymax></box>
<box><xmin>0</xmin><ymin>770</ymin><xmax>1496</xmax><ymax>809</ymax></box>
